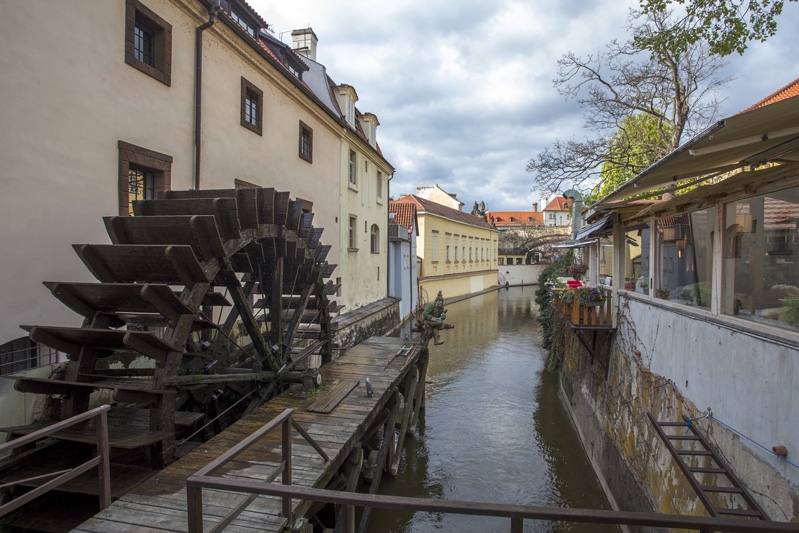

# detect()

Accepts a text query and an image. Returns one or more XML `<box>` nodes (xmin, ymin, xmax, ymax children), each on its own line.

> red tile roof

<box><xmin>486</xmin><ymin>211</ymin><xmax>544</xmax><ymax>227</ymax></box>
<box><xmin>543</xmin><ymin>197</ymin><xmax>572</xmax><ymax>211</ymax></box>
<box><xmin>740</xmin><ymin>77</ymin><xmax>799</xmax><ymax>113</ymax></box>
<box><xmin>389</xmin><ymin>201</ymin><xmax>418</xmax><ymax>234</ymax></box>
<box><xmin>394</xmin><ymin>195</ymin><xmax>495</xmax><ymax>230</ymax></box>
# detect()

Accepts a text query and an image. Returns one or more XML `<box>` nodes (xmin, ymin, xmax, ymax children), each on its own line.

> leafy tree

<box><xmin>584</xmin><ymin>113</ymin><xmax>672</xmax><ymax>204</ymax></box>
<box><xmin>637</xmin><ymin>0</ymin><xmax>797</xmax><ymax>56</ymax></box>
<box><xmin>527</xmin><ymin>10</ymin><xmax>730</xmax><ymax>195</ymax></box>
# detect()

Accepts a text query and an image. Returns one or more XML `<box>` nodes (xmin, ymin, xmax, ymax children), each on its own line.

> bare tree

<box><xmin>527</xmin><ymin>10</ymin><xmax>731</xmax><ymax>195</ymax></box>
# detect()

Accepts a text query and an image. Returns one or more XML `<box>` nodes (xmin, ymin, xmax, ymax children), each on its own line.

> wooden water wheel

<box><xmin>10</xmin><ymin>187</ymin><xmax>337</xmax><ymax>467</ymax></box>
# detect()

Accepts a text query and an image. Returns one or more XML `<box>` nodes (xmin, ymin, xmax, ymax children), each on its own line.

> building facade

<box><xmin>0</xmin><ymin>0</ymin><xmax>392</xmax><ymax>359</ymax></box>
<box><xmin>388</xmin><ymin>201</ymin><xmax>419</xmax><ymax>322</ymax></box>
<box><xmin>394</xmin><ymin>193</ymin><xmax>498</xmax><ymax>302</ymax></box>
<box><xmin>558</xmin><ymin>81</ymin><xmax>799</xmax><ymax>522</ymax></box>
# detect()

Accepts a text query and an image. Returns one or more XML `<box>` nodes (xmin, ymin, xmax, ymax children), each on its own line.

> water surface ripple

<box><xmin>368</xmin><ymin>287</ymin><xmax>619</xmax><ymax>532</ymax></box>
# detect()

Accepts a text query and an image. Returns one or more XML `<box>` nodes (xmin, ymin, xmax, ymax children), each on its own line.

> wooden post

<box><xmin>391</xmin><ymin>374</ymin><xmax>418</xmax><ymax>475</ymax></box>
<box><xmin>282</xmin><ymin>414</ymin><xmax>292</xmax><ymax>524</ymax></box>
<box><xmin>510</xmin><ymin>517</ymin><xmax>523</xmax><ymax>533</ymax></box>
<box><xmin>95</xmin><ymin>408</ymin><xmax>111</xmax><ymax>510</ymax></box>
<box><xmin>186</xmin><ymin>483</ymin><xmax>204</xmax><ymax>533</ymax></box>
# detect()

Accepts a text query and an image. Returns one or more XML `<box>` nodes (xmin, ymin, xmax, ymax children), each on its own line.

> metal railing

<box><xmin>186</xmin><ymin>408</ymin><xmax>329</xmax><ymax>533</ymax></box>
<box><xmin>0</xmin><ymin>405</ymin><xmax>111</xmax><ymax>518</ymax></box>
<box><xmin>185</xmin><ymin>409</ymin><xmax>799</xmax><ymax>533</ymax></box>
<box><xmin>190</xmin><ymin>481</ymin><xmax>799</xmax><ymax>533</ymax></box>
<box><xmin>0</xmin><ymin>342</ymin><xmax>65</xmax><ymax>376</ymax></box>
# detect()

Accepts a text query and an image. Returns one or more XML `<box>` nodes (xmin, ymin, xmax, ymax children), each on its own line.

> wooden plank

<box><xmin>104</xmin><ymin>215</ymin><xmax>225</xmax><ymax>260</ymax></box>
<box><xmin>74</xmin><ymin>244</ymin><xmax>210</xmax><ymax>287</ymax></box>
<box><xmin>25</xmin><ymin>326</ymin><xmax>177</xmax><ymax>361</ymax></box>
<box><xmin>307</xmin><ymin>380</ymin><xmax>360</xmax><ymax>414</ymax></box>
<box><xmin>69</xmin><ymin>337</ymin><xmax>420</xmax><ymax>533</ymax></box>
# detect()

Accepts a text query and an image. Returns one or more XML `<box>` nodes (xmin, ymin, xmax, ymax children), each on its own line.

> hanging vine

<box><xmin>535</xmin><ymin>250</ymin><xmax>574</xmax><ymax>369</ymax></box>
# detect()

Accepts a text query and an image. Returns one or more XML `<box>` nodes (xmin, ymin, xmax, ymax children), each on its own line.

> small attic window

<box><xmin>347</xmin><ymin>99</ymin><xmax>354</xmax><ymax>125</ymax></box>
<box><xmin>528</xmin><ymin>217</ymin><xmax>533</xmax><ymax>222</ymax></box>
<box><xmin>230</xmin><ymin>6</ymin><xmax>257</xmax><ymax>38</ymax></box>
<box><xmin>288</xmin><ymin>64</ymin><xmax>300</xmax><ymax>78</ymax></box>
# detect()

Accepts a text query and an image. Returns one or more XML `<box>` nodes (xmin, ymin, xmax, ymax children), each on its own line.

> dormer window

<box><xmin>288</xmin><ymin>64</ymin><xmax>300</xmax><ymax>78</ymax></box>
<box><xmin>230</xmin><ymin>10</ymin><xmax>256</xmax><ymax>37</ymax></box>
<box><xmin>347</xmin><ymin>99</ymin><xmax>354</xmax><ymax>125</ymax></box>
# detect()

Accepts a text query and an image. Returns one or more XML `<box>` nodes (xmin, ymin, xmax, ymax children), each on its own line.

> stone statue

<box><xmin>422</xmin><ymin>291</ymin><xmax>447</xmax><ymax>345</ymax></box>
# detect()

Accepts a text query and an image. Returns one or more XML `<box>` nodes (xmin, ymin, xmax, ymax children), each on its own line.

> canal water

<box><xmin>369</xmin><ymin>286</ymin><xmax>618</xmax><ymax>532</ymax></box>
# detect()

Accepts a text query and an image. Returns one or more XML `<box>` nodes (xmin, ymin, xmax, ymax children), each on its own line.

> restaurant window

<box><xmin>624</xmin><ymin>227</ymin><xmax>650</xmax><ymax>294</ymax></box>
<box><xmin>656</xmin><ymin>209</ymin><xmax>714</xmax><ymax>309</ymax></box>
<box><xmin>722</xmin><ymin>188</ymin><xmax>799</xmax><ymax>331</ymax></box>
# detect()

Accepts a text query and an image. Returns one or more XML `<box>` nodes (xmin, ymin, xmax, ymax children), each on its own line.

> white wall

<box><xmin>619</xmin><ymin>294</ymin><xmax>799</xmax><ymax>515</ymax></box>
<box><xmin>497</xmin><ymin>265</ymin><xmax>544</xmax><ymax>287</ymax></box>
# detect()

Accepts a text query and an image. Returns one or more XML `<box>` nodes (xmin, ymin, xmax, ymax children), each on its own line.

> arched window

<box><xmin>370</xmin><ymin>224</ymin><xmax>380</xmax><ymax>253</ymax></box>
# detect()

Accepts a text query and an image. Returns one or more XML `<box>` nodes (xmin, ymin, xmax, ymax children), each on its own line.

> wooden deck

<box><xmin>72</xmin><ymin>336</ymin><xmax>423</xmax><ymax>533</ymax></box>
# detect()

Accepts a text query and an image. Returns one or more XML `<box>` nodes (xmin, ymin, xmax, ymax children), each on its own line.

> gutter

<box><xmin>194</xmin><ymin>0</ymin><xmax>221</xmax><ymax>190</ymax></box>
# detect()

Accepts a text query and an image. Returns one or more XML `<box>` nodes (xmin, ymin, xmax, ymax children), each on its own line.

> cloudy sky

<box><xmin>249</xmin><ymin>0</ymin><xmax>799</xmax><ymax>212</ymax></box>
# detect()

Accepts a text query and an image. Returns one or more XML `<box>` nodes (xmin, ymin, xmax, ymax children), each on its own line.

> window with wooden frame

<box><xmin>370</xmin><ymin>225</ymin><xmax>380</xmax><ymax>253</ymax></box>
<box><xmin>376</xmin><ymin>171</ymin><xmax>383</xmax><ymax>203</ymax></box>
<box><xmin>348</xmin><ymin>150</ymin><xmax>357</xmax><ymax>185</ymax></box>
<box><xmin>118</xmin><ymin>141</ymin><xmax>172</xmax><ymax>216</ymax></box>
<box><xmin>299</xmin><ymin>121</ymin><xmax>313</xmax><ymax>163</ymax></box>
<box><xmin>348</xmin><ymin>216</ymin><xmax>358</xmax><ymax>250</ymax></box>
<box><xmin>241</xmin><ymin>77</ymin><xmax>263</xmax><ymax>135</ymax></box>
<box><xmin>125</xmin><ymin>0</ymin><xmax>172</xmax><ymax>86</ymax></box>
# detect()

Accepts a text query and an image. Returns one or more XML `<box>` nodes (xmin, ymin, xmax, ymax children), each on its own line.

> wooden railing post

<box><xmin>282</xmin><ymin>414</ymin><xmax>292</xmax><ymax>524</ymax></box>
<box><xmin>186</xmin><ymin>483</ymin><xmax>204</xmax><ymax>533</ymax></box>
<box><xmin>95</xmin><ymin>408</ymin><xmax>111</xmax><ymax>510</ymax></box>
<box><xmin>510</xmin><ymin>517</ymin><xmax>523</xmax><ymax>533</ymax></box>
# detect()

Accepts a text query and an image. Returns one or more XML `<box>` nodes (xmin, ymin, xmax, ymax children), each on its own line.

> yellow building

<box><xmin>394</xmin><ymin>194</ymin><xmax>499</xmax><ymax>302</ymax></box>
<box><xmin>0</xmin><ymin>0</ymin><xmax>392</xmax><ymax>350</ymax></box>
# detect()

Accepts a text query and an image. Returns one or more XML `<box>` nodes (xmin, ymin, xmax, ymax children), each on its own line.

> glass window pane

<box><xmin>656</xmin><ymin>209</ymin><xmax>714</xmax><ymax>308</ymax></box>
<box><xmin>624</xmin><ymin>227</ymin><xmax>650</xmax><ymax>294</ymax></box>
<box><xmin>722</xmin><ymin>188</ymin><xmax>799</xmax><ymax>330</ymax></box>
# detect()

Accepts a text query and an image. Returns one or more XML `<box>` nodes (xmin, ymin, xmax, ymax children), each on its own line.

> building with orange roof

<box><xmin>0</xmin><ymin>0</ymin><xmax>394</xmax><ymax>358</ymax></box>
<box><xmin>394</xmin><ymin>193</ymin><xmax>498</xmax><ymax>302</ymax></box>
<box><xmin>542</xmin><ymin>196</ymin><xmax>574</xmax><ymax>226</ymax></box>
<box><xmin>388</xmin><ymin>202</ymin><xmax>420</xmax><ymax>321</ymax></box>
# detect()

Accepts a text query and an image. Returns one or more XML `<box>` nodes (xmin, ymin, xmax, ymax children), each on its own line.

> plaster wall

<box><xmin>497</xmin><ymin>265</ymin><xmax>544</xmax><ymax>287</ymax></box>
<box><xmin>0</xmin><ymin>0</ymin><xmax>386</xmax><ymax>346</ymax></box>
<box><xmin>558</xmin><ymin>292</ymin><xmax>799</xmax><ymax>524</ymax></box>
<box><xmin>339</xmin><ymin>140</ymin><xmax>391</xmax><ymax>312</ymax></box>
<box><xmin>388</xmin><ymin>235</ymin><xmax>418</xmax><ymax>321</ymax></box>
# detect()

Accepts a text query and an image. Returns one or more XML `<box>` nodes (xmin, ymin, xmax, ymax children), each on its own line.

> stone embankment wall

<box><xmin>331</xmin><ymin>297</ymin><xmax>400</xmax><ymax>353</ymax></box>
<box><xmin>556</xmin><ymin>293</ymin><xmax>799</xmax><ymax>528</ymax></box>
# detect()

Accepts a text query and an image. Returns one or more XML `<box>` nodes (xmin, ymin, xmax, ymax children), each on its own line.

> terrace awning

<box><xmin>593</xmin><ymin>94</ymin><xmax>799</xmax><ymax>206</ymax></box>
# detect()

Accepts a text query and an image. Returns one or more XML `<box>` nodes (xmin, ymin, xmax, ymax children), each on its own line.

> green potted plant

<box><xmin>779</xmin><ymin>295</ymin><xmax>799</xmax><ymax>327</ymax></box>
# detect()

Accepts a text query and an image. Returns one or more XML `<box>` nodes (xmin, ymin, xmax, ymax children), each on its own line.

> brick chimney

<box><xmin>532</xmin><ymin>202</ymin><xmax>538</xmax><ymax>212</ymax></box>
<box><xmin>291</xmin><ymin>28</ymin><xmax>318</xmax><ymax>61</ymax></box>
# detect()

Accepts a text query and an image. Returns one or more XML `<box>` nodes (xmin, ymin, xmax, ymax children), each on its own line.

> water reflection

<box><xmin>369</xmin><ymin>287</ymin><xmax>618</xmax><ymax>532</ymax></box>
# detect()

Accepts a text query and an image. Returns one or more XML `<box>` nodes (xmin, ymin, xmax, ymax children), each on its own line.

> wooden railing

<box><xmin>184</xmin><ymin>478</ymin><xmax>798</xmax><ymax>533</ymax></box>
<box><xmin>0</xmin><ymin>404</ymin><xmax>111</xmax><ymax>517</ymax></box>
<box><xmin>554</xmin><ymin>288</ymin><xmax>613</xmax><ymax>327</ymax></box>
<box><xmin>185</xmin><ymin>408</ymin><xmax>329</xmax><ymax>533</ymax></box>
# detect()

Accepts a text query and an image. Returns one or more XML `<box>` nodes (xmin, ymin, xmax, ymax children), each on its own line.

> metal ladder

<box><xmin>647</xmin><ymin>412</ymin><xmax>770</xmax><ymax>522</ymax></box>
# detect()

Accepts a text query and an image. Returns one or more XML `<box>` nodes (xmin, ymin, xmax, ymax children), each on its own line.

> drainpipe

<box><xmin>562</xmin><ymin>189</ymin><xmax>583</xmax><ymax>241</ymax></box>
<box><xmin>194</xmin><ymin>0</ymin><xmax>221</xmax><ymax>190</ymax></box>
